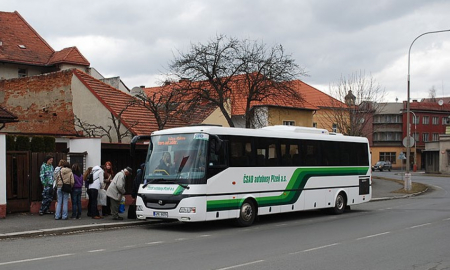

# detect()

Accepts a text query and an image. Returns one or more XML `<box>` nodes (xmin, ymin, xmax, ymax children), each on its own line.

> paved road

<box><xmin>1</xmin><ymin>172</ymin><xmax>449</xmax><ymax>270</ymax></box>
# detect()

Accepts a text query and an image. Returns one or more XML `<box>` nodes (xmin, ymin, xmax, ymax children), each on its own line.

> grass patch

<box><xmin>375</xmin><ymin>176</ymin><xmax>428</xmax><ymax>195</ymax></box>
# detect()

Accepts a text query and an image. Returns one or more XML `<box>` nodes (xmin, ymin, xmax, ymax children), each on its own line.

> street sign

<box><xmin>402</xmin><ymin>136</ymin><xmax>415</xmax><ymax>147</ymax></box>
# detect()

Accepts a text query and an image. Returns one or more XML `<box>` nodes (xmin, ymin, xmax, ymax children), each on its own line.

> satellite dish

<box><xmin>438</xmin><ymin>99</ymin><xmax>444</xmax><ymax>106</ymax></box>
<box><xmin>130</xmin><ymin>86</ymin><xmax>145</xmax><ymax>97</ymax></box>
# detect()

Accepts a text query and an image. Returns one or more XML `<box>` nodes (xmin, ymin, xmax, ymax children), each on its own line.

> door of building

<box><xmin>6</xmin><ymin>151</ymin><xmax>30</xmax><ymax>213</ymax></box>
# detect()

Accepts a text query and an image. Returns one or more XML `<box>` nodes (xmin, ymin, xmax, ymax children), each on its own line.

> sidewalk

<box><xmin>0</xmin><ymin>177</ymin><xmax>426</xmax><ymax>239</ymax></box>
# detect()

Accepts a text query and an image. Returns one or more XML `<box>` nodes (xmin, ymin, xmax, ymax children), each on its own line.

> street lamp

<box><xmin>410</xmin><ymin>111</ymin><xmax>417</xmax><ymax>171</ymax></box>
<box><xmin>406</xmin><ymin>29</ymin><xmax>450</xmax><ymax>190</ymax></box>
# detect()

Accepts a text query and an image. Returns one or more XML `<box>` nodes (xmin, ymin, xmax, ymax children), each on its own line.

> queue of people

<box><xmin>39</xmin><ymin>156</ymin><xmax>133</xmax><ymax>221</ymax></box>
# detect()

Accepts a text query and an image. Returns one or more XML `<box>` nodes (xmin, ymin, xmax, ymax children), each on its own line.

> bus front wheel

<box><xmin>236</xmin><ymin>200</ymin><xmax>256</xmax><ymax>227</ymax></box>
<box><xmin>331</xmin><ymin>192</ymin><xmax>346</xmax><ymax>215</ymax></box>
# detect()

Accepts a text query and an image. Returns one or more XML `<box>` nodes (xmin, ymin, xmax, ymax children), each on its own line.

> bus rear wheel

<box><xmin>331</xmin><ymin>192</ymin><xmax>346</xmax><ymax>215</ymax></box>
<box><xmin>236</xmin><ymin>200</ymin><xmax>256</xmax><ymax>227</ymax></box>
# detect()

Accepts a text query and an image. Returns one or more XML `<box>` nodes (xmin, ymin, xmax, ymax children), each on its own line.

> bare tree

<box><xmin>131</xmin><ymin>85</ymin><xmax>186</xmax><ymax>130</ymax></box>
<box><xmin>169</xmin><ymin>35</ymin><xmax>306</xmax><ymax>128</ymax></box>
<box><xmin>428</xmin><ymin>85</ymin><xmax>437</xmax><ymax>102</ymax></box>
<box><xmin>322</xmin><ymin>71</ymin><xmax>386</xmax><ymax>136</ymax></box>
<box><xmin>62</xmin><ymin>102</ymin><xmax>137</xmax><ymax>143</ymax></box>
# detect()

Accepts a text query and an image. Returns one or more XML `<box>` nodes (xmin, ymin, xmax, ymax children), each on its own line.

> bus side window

<box><xmin>209</xmin><ymin>138</ymin><xmax>226</xmax><ymax>166</ymax></box>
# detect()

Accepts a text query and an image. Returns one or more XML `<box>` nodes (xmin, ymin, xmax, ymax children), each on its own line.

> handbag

<box><xmin>60</xmin><ymin>171</ymin><xmax>72</xmax><ymax>193</ymax></box>
<box><xmin>97</xmin><ymin>189</ymin><xmax>107</xmax><ymax>206</ymax></box>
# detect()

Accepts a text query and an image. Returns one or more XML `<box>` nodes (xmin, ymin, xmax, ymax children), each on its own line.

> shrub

<box><xmin>31</xmin><ymin>136</ymin><xmax>45</xmax><ymax>152</ymax></box>
<box><xmin>43</xmin><ymin>136</ymin><xmax>56</xmax><ymax>152</ymax></box>
<box><xmin>15</xmin><ymin>136</ymin><xmax>30</xmax><ymax>151</ymax></box>
<box><xmin>6</xmin><ymin>135</ymin><xmax>15</xmax><ymax>151</ymax></box>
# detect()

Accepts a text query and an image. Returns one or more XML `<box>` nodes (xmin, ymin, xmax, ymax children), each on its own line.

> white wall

<box><xmin>71</xmin><ymin>74</ymin><xmax>132</xmax><ymax>143</ymax></box>
<box><xmin>0</xmin><ymin>134</ymin><xmax>6</xmax><ymax>205</ymax></box>
<box><xmin>68</xmin><ymin>137</ymin><xmax>102</xmax><ymax>168</ymax></box>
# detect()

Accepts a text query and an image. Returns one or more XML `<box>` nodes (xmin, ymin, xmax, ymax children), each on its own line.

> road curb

<box><xmin>0</xmin><ymin>220</ymin><xmax>161</xmax><ymax>240</ymax></box>
<box><xmin>371</xmin><ymin>187</ymin><xmax>429</xmax><ymax>202</ymax></box>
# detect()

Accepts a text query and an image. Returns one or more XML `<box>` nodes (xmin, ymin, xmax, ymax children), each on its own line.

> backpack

<box><xmin>88</xmin><ymin>172</ymin><xmax>94</xmax><ymax>184</ymax></box>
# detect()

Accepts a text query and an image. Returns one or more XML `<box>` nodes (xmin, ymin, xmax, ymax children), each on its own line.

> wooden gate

<box><xmin>6</xmin><ymin>151</ymin><xmax>30</xmax><ymax>213</ymax></box>
<box><xmin>6</xmin><ymin>152</ymin><xmax>67</xmax><ymax>213</ymax></box>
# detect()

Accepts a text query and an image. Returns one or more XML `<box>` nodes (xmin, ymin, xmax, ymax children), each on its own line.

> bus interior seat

<box><xmin>256</xmin><ymin>154</ymin><xmax>265</xmax><ymax>166</ymax></box>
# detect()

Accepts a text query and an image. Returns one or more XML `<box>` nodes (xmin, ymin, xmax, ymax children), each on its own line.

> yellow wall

<box><xmin>370</xmin><ymin>146</ymin><xmax>422</xmax><ymax>170</ymax></box>
<box><xmin>313</xmin><ymin>107</ymin><xmax>350</xmax><ymax>132</ymax></box>
<box><xmin>201</xmin><ymin>107</ymin><xmax>231</xmax><ymax>127</ymax></box>
<box><xmin>267</xmin><ymin>107</ymin><xmax>313</xmax><ymax>126</ymax></box>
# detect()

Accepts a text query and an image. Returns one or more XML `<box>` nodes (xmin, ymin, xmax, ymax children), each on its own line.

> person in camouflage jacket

<box><xmin>39</xmin><ymin>155</ymin><xmax>54</xmax><ymax>216</ymax></box>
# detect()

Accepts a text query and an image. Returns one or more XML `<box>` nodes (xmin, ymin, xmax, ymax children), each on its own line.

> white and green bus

<box><xmin>132</xmin><ymin>125</ymin><xmax>371</xmax><ymax>226</ymax></box>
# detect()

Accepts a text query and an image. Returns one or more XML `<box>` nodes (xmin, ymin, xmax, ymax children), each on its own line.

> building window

<box><xmin>18</xmin><ymin>69</ymin><xmax>27</xmax><ymax>78</ymax></box>
<box><xmin>412</xmin><ymin>115</ymin><xmax>419</xmax><ymax>124</ymax></box>
<box><xmin>332</xmin><ymin>123</ymin><xmax>337</xmax><ymax>133</ymax></box>
<box><xmin>422</xmin><ymin>116</ymin><xmax>429</xmax><ymax>125</ymax></box>
<box><xmin>283</xmin><ymin>121</ymin><xmax>295</xmax><ymax>126</ymax></box>
<box><xmin>432</xmin><ymin>117</ymin><xmax>439</xmax><ymax>125</ymax></box>
<box><xmin>432</xmin><ymin>133</ymin><xmax>439</xmax><ymax>141</ymax></box>
<box><xmin>422</xmin><ymin>133</ymin><xmax>429</xmax><ymax>142</ymax></box>
<box><xmin>413</xmin><ymin>132</ymin><xmax>419</xmax><ymax>142</ymax></box>
<box><xmin>312</xmin><ymin>122</ymin><xmax>317</xmax><ymax>128</ymax></box>
<box><xmin>443</xmin><ymin>117</ymin><xmax>450</xmax><ymax>125</ymax></box>
<box><xmin>379</xmin><ymin>152</ymin><xmax>396</xmax><ymax>164</ymax></box>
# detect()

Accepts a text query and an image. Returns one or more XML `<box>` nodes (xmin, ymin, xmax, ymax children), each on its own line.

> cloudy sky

<box><xmin>4</xmin><ymin>0</ymin><xmax>450</xmax><ymax>102</ymax></box>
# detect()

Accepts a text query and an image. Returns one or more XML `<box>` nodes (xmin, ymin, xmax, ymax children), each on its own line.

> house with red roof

<box><xmin>0</xmin><ymin>11</ymin><xmax>90</xmax><ymax>79</ymax></box>
<box><xmin>144</xmin><ymin>78</ymin><xmax>346</xmax><ymax>130</ymax></box>
<box><xmin>0</xmin><ymin>11</ymin><xmax>130</xmax><ymax>93</ymax></box>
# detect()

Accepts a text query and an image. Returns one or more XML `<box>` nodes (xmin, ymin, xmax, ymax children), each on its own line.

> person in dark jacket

<box><xmin>131</xmin><ymin>163</ymin><xmax>145</xmax><ymax>199</ymax></box>
<box><xmin>71</xmin><ymin>163</ymin><xmax>83</xmax><ymax>219</ymax></box>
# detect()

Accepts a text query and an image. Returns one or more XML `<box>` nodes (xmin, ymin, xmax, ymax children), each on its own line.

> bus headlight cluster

<box><xmin>136</xmin><ymin>205</ymin><xmax>143</xmax><ymax>211</ymax></box>
<box><xmin>179</xmin><ymin>207</ymin><xmax>196</xmax><ymax>213</ymax></box>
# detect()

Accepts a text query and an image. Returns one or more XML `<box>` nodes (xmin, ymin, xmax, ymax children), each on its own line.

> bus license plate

<box><xmin>153</xmin><ymin>211</ymin><xmax>168</xmax><ymax>218</ymax></box>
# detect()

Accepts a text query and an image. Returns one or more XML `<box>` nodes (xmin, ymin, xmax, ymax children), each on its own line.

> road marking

<box><xmin>357</xmin><ymin>232</ymin><xmax>390</xmax><ymax>240</ymax></box>
<box><xmin>275</xmin><ymin>223</ymin><xmax>288</xmax><ymax>227</ymax></box>
<box><xmin>215</xmin><ymin>260</ymin><xmax>265</xmax><ymax>270</ymax></box>
<box><xmin>146</xmin><ymin>241</ymin><xmax>163</xmax><ymax>245</ymax></box>
<box><xmin>290</xmin><ymin>243</ymin><xmax>340</xmax><ymax>254</ymax></box>
<box><xmin>198</xmin><ymin>234</ymin><xmax>211</xmax><ymax>237</ymax></box>
<box><xmin>408</xmin><ymin>223</ymin><xmax>432</xmax><ymax>229</ymax></box>
<box><xmin>0</xmin><ymin>254</ymin><xmax>73</xmax><ymax>266</ymax></box>
<box><xmin>175</xmin><ymin>238</ymin><xmax>187</xmax><ymax>241</ymax></box>
<box><xmin>123</xmin><ymin>245</ymin><xmax>136</xmax><ymax>248</ymax></box>
<box><xmin>443</xmin><ymin>218</ymin><xmax>450</xmax><ymax>221</ymax></box>
<box><xmin>88</xmin><ymin>249</ymin><xmax>105</xmax><ymax>253</ymax></box>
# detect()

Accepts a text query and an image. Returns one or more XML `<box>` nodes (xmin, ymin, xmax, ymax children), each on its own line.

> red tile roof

<box><xmin>48</xmin><ymin>47</ymin><xmax>90</xmax><ymax>66</ymax></box>
<box><xmin>0</xmin><ymin>11</ymin><xmax>54</xmax><ymax>65</ymax></box>
<box><xmin>408</xmin><ymin>101</ymin><xmax>450</xmax><ymax>112</ymax></box>
<box><xmin>0</xmin><ymin>11</ymin><xmax>89</xmax><ymax>67</ymax></box>
<box><xmin>290</xmin><ymin>80</ymin><xmax>346</xmax><ymax>109</ymax></box>
<box><xmin>73</xmin><ymin>70</ymin><xmax>187</xmax><ymax>136</ymax></box>
<box><xmin>144</xmin><ymin>77</ymin><xmax>343</xmax><ymax>117</ymax></box>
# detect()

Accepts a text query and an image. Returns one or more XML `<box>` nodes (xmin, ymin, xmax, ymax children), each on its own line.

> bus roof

<box><xmin>152</xmin><ymin>125</ymin><xmax>369</xmax><ymax>144</ymax></box>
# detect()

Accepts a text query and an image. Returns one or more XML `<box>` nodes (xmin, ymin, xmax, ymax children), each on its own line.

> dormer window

<box><xmin>18</xmin><ymin>68</ymin><xmax>27</xmax><ymax>78</ymax></box>
<box><xmin>18</xmin><ymin>44</ymin><xmax>26</xmax><ymax>49</ymax></box>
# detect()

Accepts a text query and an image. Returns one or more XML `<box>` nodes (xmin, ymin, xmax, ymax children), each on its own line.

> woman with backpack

<box><xmin>54</xmin><ymin>161</ymin><xmax>74</xmax><ymax>220</ymax></box>
<box><xmin>87</xmin><ymin>165</ymin><xmax>104</xmax><ymax>219</ymax></box>
<box><xmin>71</xmin><ymin>163</ymin><xmax>83</xmax><ymax>219</ymax></box>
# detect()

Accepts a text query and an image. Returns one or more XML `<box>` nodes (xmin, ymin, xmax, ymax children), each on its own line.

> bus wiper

<box><xmin>142</xmin><ymin>178</ymin><xmax>164</xmax><ymax>188</ymax></box>
<box><xmin>178</xmin><ymin>183</ymin><xmax>190</xmax><ymax>190</ymax></box>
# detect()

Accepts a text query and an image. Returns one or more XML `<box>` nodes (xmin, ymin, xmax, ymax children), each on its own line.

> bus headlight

<box><xmin>136</xmin><ymin>205</ymin><xmax>143</xmax><ymax>211</ymax></box>
<box><xmin>179</xmin><ymin>207</ymin><xmax>196</xmax><ymax>213</ymax></box>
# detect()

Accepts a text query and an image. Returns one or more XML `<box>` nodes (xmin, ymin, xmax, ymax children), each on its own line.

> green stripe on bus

<box><xmin>206</xmin><ymin>167</ymin><xmax>369</xmax><ymax>212</ymax></box>
<box><xmin>173</xmin><ymin>186</ymin><xmax>185</xmax><ymax>195</ymax></box>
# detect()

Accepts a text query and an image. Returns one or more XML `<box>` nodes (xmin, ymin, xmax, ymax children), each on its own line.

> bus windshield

<box><xmin>144</xmin><ymin>133</ymin><xmax>209</xmax><ymax>184</ymax></box>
